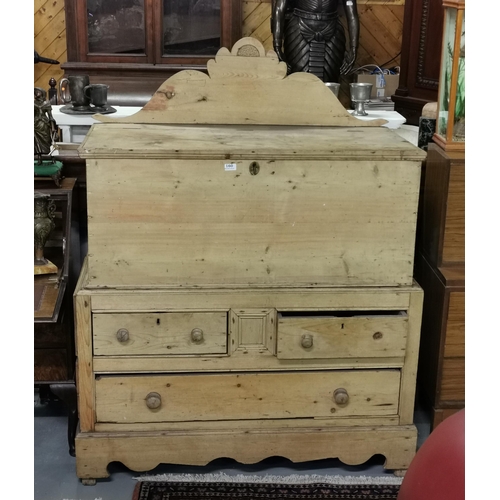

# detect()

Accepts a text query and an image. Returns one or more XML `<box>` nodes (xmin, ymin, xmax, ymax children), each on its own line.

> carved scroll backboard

<box><xmin>95</xmin><ymin>37</ymin><xmax>386</xmax><ymax>127</ymax></box>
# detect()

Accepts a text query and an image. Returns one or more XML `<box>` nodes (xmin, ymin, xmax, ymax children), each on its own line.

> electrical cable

<box><xmin>379</xmin><ymin>52</ymin><xmax>401</xmax><ymax>69</ymax></box>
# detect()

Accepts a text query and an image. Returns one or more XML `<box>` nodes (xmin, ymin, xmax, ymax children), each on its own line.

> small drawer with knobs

<box><xmin>92</xmin><ymin>312</ymin><xmax>227</xmax><ymax>356</ymax></box>
<box><xmin>94</xmin><ymin>369</ymin><xmax>401</xmax><ymax>424</ymax></box>
<box><xmin>276</xmin><ymin>311</ymin><xmax>408</xmax><ymax>360</ymax></box>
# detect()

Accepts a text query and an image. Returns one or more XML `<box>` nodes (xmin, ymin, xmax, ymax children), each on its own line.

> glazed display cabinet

<box><xmin>433</xmin><ymin>0</ymin><xmax>465</xmax><ymax>151</ymax></box>
<box><xmin>62</xmin><ymin>0</ymin><xmax>241</xmax><ymax>105</ymax></box>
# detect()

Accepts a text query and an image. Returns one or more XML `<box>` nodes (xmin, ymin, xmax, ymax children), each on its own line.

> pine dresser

<box><xmin>73</xmin><ymin>37</ymin><xmax>427</xmax><ymax>484</ymax></box>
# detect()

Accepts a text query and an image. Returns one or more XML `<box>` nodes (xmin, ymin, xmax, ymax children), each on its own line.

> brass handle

<box><xmin>301</xmin><ymin>334</ymin><xmax>313</xmax><ymax>349</ymax></box>
<box><xmin>191</xmin><ymin>328</ymin><xmax>204</xmax><ymax>343</ymax></box>
<box><xmin>116</xmin><ymin>328</ymin><xmax>129</xmax><ymax>342</ymax></box>
<box><xmin>333</xmin><ymin>388</ymin><xmax>349</xmax><ymax>406</ymax></box>
<box><xmin>145</xmin><ymin>392</ymin><xmax>162</xmax><ymax>410</ymax></box>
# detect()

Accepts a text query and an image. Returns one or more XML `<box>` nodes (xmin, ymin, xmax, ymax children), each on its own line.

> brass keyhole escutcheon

<box><xmin>116</xmin><ymin>328</ymin><xmax>129</xmax><ymax>342</ymax></box>
<box><xmin>333</xmin><ymin>388</ymin><xmax>349</xmax><ymax>406</ymax></box>
<box><xmin>249</xmin><ymin>161</ymin><xmax>260</xmax><ymax>175</ymax></box>
<box><xmin>145</xmin><ymin>392</ymin><xmax>162</xmax><ymax>410</ymax></box>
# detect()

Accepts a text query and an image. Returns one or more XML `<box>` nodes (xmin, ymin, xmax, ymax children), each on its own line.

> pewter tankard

<box><xmin>84</xmin><ymin>84</ymin><xmax>109</xmax><ymax>108</ymax></box>
<box><xmin>59</xmin><ymin>75</ymin><xmax>91</xmax><ymax>110</ymax></box>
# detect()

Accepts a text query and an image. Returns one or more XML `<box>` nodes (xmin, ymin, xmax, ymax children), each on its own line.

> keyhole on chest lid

<box><xmin>249</xmin><ymin>161</ymin><xmax>260</xmax><ymax>175</ymax></box>
<box><xmin>157</xmin><ymin>318</ymin><xmax>160</xmax><ymax>325</ymax></box>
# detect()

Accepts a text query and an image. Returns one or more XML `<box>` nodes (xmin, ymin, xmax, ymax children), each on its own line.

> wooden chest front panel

<box><xmin>86</xmin><ymin>157</ymin><xmax>420</xmax><ymax>288</ymax></box>
<box><xmin>277</xmin><ymin>312</ymin><xmax>408</xmax><ymax>360</ymax></box>
<box><xmin>93</xmin><ymin>312</ymin><xmax>227</xmax><ymax>356</ymax></box>
<box><xmin>95</xmin><ymin>370</ymin><xmax>400</xmax><ymax>423</ymax></box>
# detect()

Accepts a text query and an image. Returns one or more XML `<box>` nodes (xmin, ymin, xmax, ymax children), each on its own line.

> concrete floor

<box><xmin>34</xmin><ymin>389</ymin><xmax>431</xmax><ymax>500</ymax></box>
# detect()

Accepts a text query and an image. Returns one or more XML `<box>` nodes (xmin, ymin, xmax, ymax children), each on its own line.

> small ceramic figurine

<box><xmin>34</xmin><ymin>87</ymin><xmax>58</xmax><ymax>164</ymax></box>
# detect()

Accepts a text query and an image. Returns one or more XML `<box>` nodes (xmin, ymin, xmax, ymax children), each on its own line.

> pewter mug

<box><xmin>84</xmin><ymin>84</ymin><xmax>109</xmax><ymax>108</ymax></box>
<box><xmin>59</xmin><ymin>75</ymin><xmax>91</xmax><ymax>109</ymax></box>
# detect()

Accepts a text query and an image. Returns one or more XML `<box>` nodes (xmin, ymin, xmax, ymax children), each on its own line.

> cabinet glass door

<box><xmin>162</xmin><ymin>0</ymin><xmax>221</xmax><ymax>56</ymax></box>
<box><xmin>87</xmin><ymin>0</ymin><xmax>146</xmax><ymax>55</ymax></box>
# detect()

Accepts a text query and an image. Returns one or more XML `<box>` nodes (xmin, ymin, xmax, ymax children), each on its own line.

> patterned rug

<box><xmin>133</xmin><ymin>480</ymin><xmax>400</xmax><ymax>499</ymax></box>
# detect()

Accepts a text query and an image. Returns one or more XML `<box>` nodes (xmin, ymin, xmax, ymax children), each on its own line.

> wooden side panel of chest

<box><xmin>414</xmin><ymin>254</ymin><xmax>464</xmax><ymax>428</ymax></box>
<box><xmin>419</xmin><ymin>144</ymin><xmax>465</xmax><ymax>267</ymax></box>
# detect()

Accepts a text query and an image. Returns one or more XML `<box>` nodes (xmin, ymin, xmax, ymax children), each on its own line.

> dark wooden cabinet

<box><xmin>414</xmin><ymin>144</ymin><xmax>465</xmax><ymax>429</ymax></box>
<box><xmin>34</xmin><ymin>177</ymin><xmax>80</xmax><ymax>456</ymax></box>
<box><xmin>62</xmin><ymin>0</ymin><xmax>242</xmax><ymax>105</ymax></box>
<box><xmin>392</xmin><ymin>0</ymin><xmax>444</xmax><ymax>125</ymax></box>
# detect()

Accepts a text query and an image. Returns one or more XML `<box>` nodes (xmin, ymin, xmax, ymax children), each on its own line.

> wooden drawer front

<box><xmin>277</xmin><ymin>312</ymin><xmax>408</xmax><ymax>360</ymax></box>
<box><xmin>95</xmin><ymin>370</ymin><xmax>401</xmax><ymax>423</ymax></box>
<box><xmin>93</xmin><ymin>312</ymin><xmax>227</xmax><ymax>356</ymax></box>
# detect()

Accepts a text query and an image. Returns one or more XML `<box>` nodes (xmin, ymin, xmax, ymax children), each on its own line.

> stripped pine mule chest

<box><xmin>74</xmin><ymin>37</ymin><xmax>426</xmax><ymax>484</ymax></box>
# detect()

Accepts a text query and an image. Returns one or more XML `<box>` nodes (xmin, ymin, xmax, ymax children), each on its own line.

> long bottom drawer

<box><xmin>95</xmin><ymin>370</ymin><xmax>400</xmax><ymax>423</ymax></box>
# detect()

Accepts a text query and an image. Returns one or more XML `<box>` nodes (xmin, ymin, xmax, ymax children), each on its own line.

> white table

<box><xmin>52</xmin><ymin>105</ymin><xmax>408</xmax><ymax>144</ymax></box>
<box><xmin>52</xmin><ymin>105</ymin><xmax>142</xmax><ymax>143</ymax></box>
<box><xmin>347</xmin><ymin>110</ymin><xmax>406</xmax><ymax>129</ymax></box>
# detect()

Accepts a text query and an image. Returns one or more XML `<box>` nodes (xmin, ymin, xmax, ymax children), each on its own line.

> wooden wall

<box><xmin>34</xmin><ymin>0</ymin><xmax>67</xmax><ymax>91</ymax></box>
<box><xmin>34</xmin><ymin>0</ymin><xmax>404</xmax><ymax>98</ymax></box>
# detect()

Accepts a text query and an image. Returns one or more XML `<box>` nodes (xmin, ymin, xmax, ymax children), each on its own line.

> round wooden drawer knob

<box><xmin>301</xmin><ymin>334</ymin><xmax>313</xmax><ymax>349</ymax></box>
<box><xmin>145</xmin><ymin>392</ymin><xmax>162</xmax><ymax>410</ymax></box>
<box><xmin>116</xmin><ymin>328</ymin><xmax>129</xmax><ymax>342</ymax></box>
<box><xmin>373</xmin><ymin>331</ymin><xmax>384</xmax><ymax>340</ymax></box>
<box><xmin>191</xmin><ymin>328</ymin><xmax>204</xmax><ymax>343</ymax></box>
<box><xmin>333</xmin><ymin>388</ymin><xmax>349</xmax><ymax>406</ymax></box>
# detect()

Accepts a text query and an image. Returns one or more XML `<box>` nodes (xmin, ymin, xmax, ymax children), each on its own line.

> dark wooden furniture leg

<box><xmin>50</xmin><ymin>383</ymin><xmax>78</xmax><ymax>457</ymax></box>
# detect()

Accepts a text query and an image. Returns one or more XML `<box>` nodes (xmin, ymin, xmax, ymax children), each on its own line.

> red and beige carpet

<box><xmin>133</xmin><ymin>473</ymin><xmax>402</xmax><ymax>499</ymax></box>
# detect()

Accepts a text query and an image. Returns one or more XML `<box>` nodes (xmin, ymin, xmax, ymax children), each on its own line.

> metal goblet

<box><xmin>325</xmin><ymin>82</ymin><xmax>340</xmax><ymax>98</ymax></box>
<box><xmin>349</xmin><ymin>82</ymin><xmax>373</xmax><ymax>116</ymax></box>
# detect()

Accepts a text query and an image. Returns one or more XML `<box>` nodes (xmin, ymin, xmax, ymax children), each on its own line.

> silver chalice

<box><xmin>325</xmin><ymin>82</ymin><xmax>340</xmax><ymax>98</ymax></box>
<box><xmin>349</xmin><ymin>82</ymin><xmax>373</xmax><ymax>116</ymax></box>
